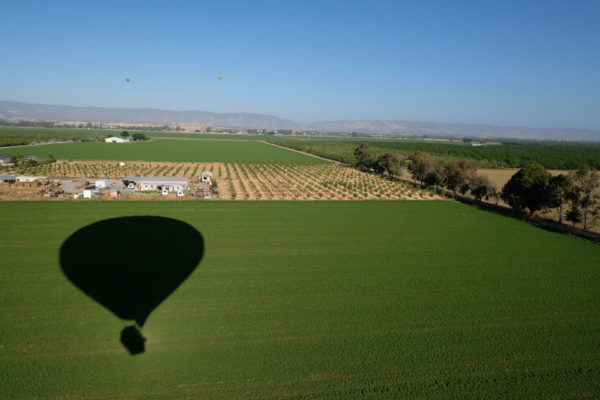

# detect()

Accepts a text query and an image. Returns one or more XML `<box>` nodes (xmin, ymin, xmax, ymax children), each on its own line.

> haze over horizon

<box><xmin>1</xmin><ymin>1</ymin><xmax>599</xmax><ymax>132</ymax></box>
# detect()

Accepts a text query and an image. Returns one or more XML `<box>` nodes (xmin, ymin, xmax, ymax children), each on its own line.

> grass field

<box><xmin>1</xmin><ymin>201</ymin><xmax>599</xmax><ymax>399</ymax></box>
<box><xmin>0</xmin><ymin>127</ymin><xmax>108</xmax><ymax>146</ymax></box>
<box><xmin>1</xmin><ymin>139</ymin><xmax>320</xmax><ymax>163</ymax></box>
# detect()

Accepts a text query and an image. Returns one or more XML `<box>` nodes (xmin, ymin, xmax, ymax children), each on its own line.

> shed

<box><xmin>201</xmin><ymin>171</ymin><xmax>213</xmax><ymax>184</ymax></box>
<box><xmin>95</xmin><ymin>178</ymin><xmax>111</xmax><ymax>188</ymax></box>
<box><xmin>0</xmin><ymin>154</ymin><xmax>12</xmax><ymax>165</ymax></box>
<box><xmin>16</xmin><ymin>175</ymin><xmax>47</xmax><ymax>183</ymax></box>
<box><xmin>0</xmin><ymin>175</ymin><xmax>16</xmax><ymax>183</ymax></box>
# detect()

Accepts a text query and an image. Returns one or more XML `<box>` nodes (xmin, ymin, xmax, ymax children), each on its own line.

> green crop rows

<box><xmin>2</xmin><ymin>139</ymin><xmax>321</xmax><ymax>163</ymax></box>
<box><xmin>1</xmin><ymin>201</ymin><xmax>599</xmax><ymax>399</ymax></box>
<box><xmin>268</xmin><ymin>137</ymin><xmax>600</xmax><ymax>169</ymax></box>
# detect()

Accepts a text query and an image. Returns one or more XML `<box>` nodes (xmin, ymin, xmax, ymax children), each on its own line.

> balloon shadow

<box><xmin>59</xmin><ymin>216</ymin><xmax>204</xmax><ymax>355</ymax></box>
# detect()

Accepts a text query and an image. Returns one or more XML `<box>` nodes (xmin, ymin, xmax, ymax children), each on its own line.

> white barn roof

<box><xmin>123</xmin><ymin>176</ymin><xmax>187</xmax><ymax>183</ymax></box>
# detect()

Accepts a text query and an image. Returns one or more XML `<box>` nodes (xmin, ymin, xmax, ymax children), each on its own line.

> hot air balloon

<box><xmin>125</xmin><ymin>77</ymin><xmax>131</xmax><ymax>83</ymax></box>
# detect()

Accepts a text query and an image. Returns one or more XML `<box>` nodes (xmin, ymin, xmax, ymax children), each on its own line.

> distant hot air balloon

<box><xmin>218</xmin><ymin>75</ymin><xmax>222</xmax><ymax>80</ymax></box>
<box><xmin>125</xmin><ymin>77</ymin><xmax>131</xmax><ymax>83</ymax></box>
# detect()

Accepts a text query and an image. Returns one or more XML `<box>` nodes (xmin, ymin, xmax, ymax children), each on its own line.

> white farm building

<box><xmin>95</xmin><ymin>178</ymin><xmax>111</xmax><ymax>188</ymax></box>
<box><xmin>105</xmin><ymin>136</ymin><xmax>131</xmax><ymax>143</ymax></box>
<box><xmin>122</xmin><ymin>176</ymin><xmax>188</xmax><ymax>192</ymax></box>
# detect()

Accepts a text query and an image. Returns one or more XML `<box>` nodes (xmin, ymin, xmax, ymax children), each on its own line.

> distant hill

<box><xmin>1</xmin><ymin>100</ymin><xmax>599</xmax><ymax>141</ymax></box>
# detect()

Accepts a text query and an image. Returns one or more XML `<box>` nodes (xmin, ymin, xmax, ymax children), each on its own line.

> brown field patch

<box><xmin>478</xmin><ymin>168</ymin><xmax>570</xmax><ymax>190</ymax></box>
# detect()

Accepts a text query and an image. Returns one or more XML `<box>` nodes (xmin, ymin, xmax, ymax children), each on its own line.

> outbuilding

<box><xmin>95</xmin><ymin>178</ymin><xmax>111</xmax><ymax>188</ymax></box>
<box><xmin>82</xmin><ymin>189</ymin><xmax>99</xmax><ymax>198</ymax></box>
<box><xmin>122</xmin><ymin>176</ymin><xmax>188</xmax><ymax>192</ymax></box>
<box><xmin>201</xmin><ymin>171</ymin><xmax>213</xmax><ymax>185</ymax></box>
<box><xmin>0</xmin><ymin>175</ymin><xmax>16</xmax><ymax>184</ymax></box>
<box><xmin>16</xmin><ymin>175</ymin><xmax>47</xmax><ymax>183</ymax></box>
<box><xmin>0</xmin><ymin>154</ymin><xmax>12</xmax><ymax>165</ymax></box>
<box><xmin>105</xmin><ymin>137</ymin><xmax>130</xmax><ymax>143</ymax></box>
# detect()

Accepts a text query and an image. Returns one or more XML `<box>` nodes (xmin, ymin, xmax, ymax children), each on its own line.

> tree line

<box><xmin>353</xmin><ymin>143</ymin><xmax>600</xmax><ymax>230</ymax></box>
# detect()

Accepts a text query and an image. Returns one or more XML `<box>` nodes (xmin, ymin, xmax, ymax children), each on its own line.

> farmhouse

<box><xmin>122</xmin><ymin>176</ymin><xmax>188</xmax><ymax>192</ymax></box>
<box><xmin>105</xmin><ymin>136</ymin><xmax>131</xmax><ymax>143</ymax></box>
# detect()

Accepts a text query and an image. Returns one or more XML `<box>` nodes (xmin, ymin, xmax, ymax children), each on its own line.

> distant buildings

<box><xmin>122</xmin><ymin>176</ymin><xmax>188</xmax><ymax>192</ymax></box>
<box><xmin>0</xmin><ymin>154</ymin><xmax>12</xmax><ymax>165</ymax></box>
<box><xmin>105</xmin><ymin>137</ymin><xmax>130</xmax><ymax>143</ymax></box>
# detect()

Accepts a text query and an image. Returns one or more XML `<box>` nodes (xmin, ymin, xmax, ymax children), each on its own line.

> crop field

<box><xmin>0</xmin><ymin>127</ymin><xmax>109</xmax><ymax>146</ymax></box>
<box><xmin>1</xmin><ymin>201</ymin><xmax>599</xmax><ymax>399</ymax></box>
<box><xmin>1</xmin><ymin>139</ymin><xmax>319</xmax><ymax>163</ymax></box>
<box><xmin>268</xmin><ymin>137</ymin><xmax>600</xmax><ymax>169</ymax></box>
<box><xmin>16</xmin><ymin>160</ymin><xmax>436</xmax><ymax>200</ymax></box>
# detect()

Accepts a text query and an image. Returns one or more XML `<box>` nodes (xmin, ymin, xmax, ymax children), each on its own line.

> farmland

<box><xmin>9</xmin><ymin>160</ymin><xmax>436</xmax><ymax>200</ymax></box>
<box><xmin>1</xmin><ymin>201</ymin><xmax>599</xmax><ymax>399</ymax></box>
<box><xmin>1</xmin><ymin>139</ymin><xmax>318</xmax><ymax>163</ymax></box>
<box><xmin>0</xmin><ymin>127</ymin><xmax>109</xmax><ymax>146</ymax></box>
<box><xmin>267</xmin><ymin>137</ymin><xmax>600</xmax><ymax>169</ymax></box>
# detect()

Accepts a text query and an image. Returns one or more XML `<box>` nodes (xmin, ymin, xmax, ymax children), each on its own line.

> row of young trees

<box><xmin>402</xmin><ymin>149</ymin><xmax>600</xmax><ymax>230</ymax></box>
<box><xmin>406</xmin><ymin>151</ymin><xmax>496</xmax><ymax>201</ymax></box>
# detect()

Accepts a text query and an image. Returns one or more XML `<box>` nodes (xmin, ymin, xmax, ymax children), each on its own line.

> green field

<box><xmin>268</xmin><ymin>137</ymin><xmax>600</xmax><ymax>169</ymax></box>
<box><xmin>2</xmin><ymin>139</ymin><xmax>320</xmax><ymax>163</ymax></box>
<box><xmin>0</xmin><ymin>127</ymin><xmax>109</xmax><ymax>146</ymax></box>
<box><xmin>1</xmin><ymin>201</ymin><xmax>599</xmax><ymax>399</ymax></box>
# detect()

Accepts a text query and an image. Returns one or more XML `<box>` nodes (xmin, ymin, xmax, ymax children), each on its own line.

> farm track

<box><xmin>8</xmin><ymin>160</ymin><xmax>441</xmax><ymax>201</ymax></box>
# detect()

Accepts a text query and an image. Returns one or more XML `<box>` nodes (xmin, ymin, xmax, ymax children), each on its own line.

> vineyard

<box><xmin>25</xmin><ymin>160</ymin><xmax>438</xmax><ymax>200</ymax></box>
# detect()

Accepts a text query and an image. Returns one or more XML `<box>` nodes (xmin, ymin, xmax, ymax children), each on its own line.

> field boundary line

<box><xmin>261</xmin><ymin>141</ymin><xmax>348</xmax><ymax>164</ymax></box>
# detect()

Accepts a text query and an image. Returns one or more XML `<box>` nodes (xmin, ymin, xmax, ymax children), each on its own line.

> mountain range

<box><xmin>1</xmin><ymin>100</ymin><xmax>599</xmax><ymax>141</ymax></box>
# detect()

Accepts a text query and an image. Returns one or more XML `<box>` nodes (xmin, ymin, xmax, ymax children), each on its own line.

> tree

<box><xmin>48</xmin><ymin>154</ymin><xmax>56</xmax><ymax>163</ymax></box>
<box><xmin>424</xmin><ymin>165</ymin><xmax>445</xmax><ymax>191</ymax></box>
<box><xmin>353</xmin><ymin>143</ymin><xmax>372</xmax><ymax>170</ymax></box>
<box><xmin>407</xmin><ymin>151</ymin><xmax>434</xmax><ymax>185</ymax></box>
<box><xmin>570</xmin><ymin>165</ymin><xmax>600</xmax><ymax>230</ymax></box>
<box><xmin>15</xmin><ymin>153</ymin><xmax>24</xmax><ymax>165</ymax></box>
<box><xmin>501</xmin><ymin>164</ymin><xmax>553</xmax><ymax>216</ymax></box>
<box><xmin>470</xmin><ymin>174</ymin><xmax>495</xmax><ymax>202</ymax></box>
<box><xmin>547</xmin><ymin>174</ymin><xmax>572</xmax><ymax>224</ymax></box>
<box><xmin>132</xmin><ymin>133</ymin><xmax>147</xmax><ymax>141</ymax></box>
<box><xmin>375</xmin><ymin>152</ymin><xmax>402</xmax><ymax>176</ymax></box>
<box><xmin>442</xmin><ymin>160</ymin><xmax>476</xmax><ymax>195</ymax></box>
<box><xmin>566</xmin><ymin>206</ymin><xmax>583</xmax><ymax>226</ymax></box>
<box><xmin>121</xmin><ymin>131</ymin><xmax>130</xmax><ymax>137</ymax></box>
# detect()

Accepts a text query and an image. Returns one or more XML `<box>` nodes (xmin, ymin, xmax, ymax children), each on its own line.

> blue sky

<box><xmin>1</xmin><ymin>0</ymin><xmax>599</xmax><ymax>130</ymax></box>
